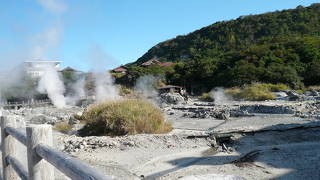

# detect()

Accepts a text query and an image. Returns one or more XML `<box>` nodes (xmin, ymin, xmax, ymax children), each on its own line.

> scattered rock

<box><xmin>160</xmin><ymin>93</ymin><xmax>185</xmax><ymax>105</ymax></box>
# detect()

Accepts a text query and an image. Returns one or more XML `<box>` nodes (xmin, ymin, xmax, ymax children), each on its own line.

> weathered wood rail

<box><xmin>0</xmin><ymin>116</ymin><xmax>112</xmax><ymax>180</ymax></box>
<box><xmin>0</xmin><ymin>100</ymin><xmax>51</xmax><ymax>109</ymax></box>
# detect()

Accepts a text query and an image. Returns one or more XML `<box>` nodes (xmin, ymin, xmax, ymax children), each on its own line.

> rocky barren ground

<box><xmin>2</xmin><ymin>92</ymin><xmax>320</xmax><ymax>180</ymax></box>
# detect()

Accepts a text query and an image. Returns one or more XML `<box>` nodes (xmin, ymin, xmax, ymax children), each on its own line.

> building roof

<box><xmin>159</xmin><ymin>62</ymin><xmax>174</xmax><ymax>67</ymax></box>
<box><xmin>141</xmin><ymin>58</ymin><xmax>162</xmax><ymax>66</ymax></box>
<box><xmin>157</xmin><ymin>85</ymin><xmax>183</xmax><ymax>90</ymax></box>
<box><xmin>61</xmin><ymin>66</ymin><xmax>82</xmax><ymax>72</ymax></box>
<box><xmin>112</xmin><ymin>66</ymin><xmax>127</xmax><ymax>72</ymax></box>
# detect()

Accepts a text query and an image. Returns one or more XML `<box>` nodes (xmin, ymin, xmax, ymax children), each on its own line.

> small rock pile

<box><xmin>276</xmin><ymin>90</ymin><xmax>320</xmax><ymax>101</ymax></box>
<box><xmin>183</xmin><ymin>108</ymin><xmax>231</xmax><ymax>120</ymax></box>
<box><xmin>294</xmin><ymin>101</ymin><xmax>320</xmax><ymax>119</ymax></box>
<box><xmin>160</xmin><ymin>93</ymin><xmax>186</xmax><ymax>105</ymax></box>
<box><xmin>6</xmin><ymin>106</ymin><xmax>84</xmax><ymax>125</ymax></box>
<box><xmin>178</xmin><ymin>105</ymin><xmax>254</xmax><ymax>120</ymax></box>
<box><xmin>61</xmin><ymin>134</ymin><xmax>209</xmax><ymax>153</ymax></box>
<box><xmin>239</xmin><ymin>104</ymin><xmax>295</xmax><ymax>114</ymax></box>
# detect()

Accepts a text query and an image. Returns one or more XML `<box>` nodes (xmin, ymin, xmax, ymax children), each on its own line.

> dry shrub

<box><xmin>226</xmin><ymin>84</ymin><xmax>276</xmax><ymax>101</ymax></box>
<box><xmin>225</xmin><ymin>88</ymin><xmax>242</xmax><ymax>99</ymax></box>
<box><xmin>239</xmin><ymin>83</ymin><xmax>276</xmax><ymax>101</ymax></box>
<box><xmin>260</xmin><ymin>83</ymin><xmax>290</xmax><ymax>92</ymax></box>
<box><xmin>54</xmin><ymin>122</ymin><xmax>72</xmax><ymax>133</ymax></box>
<box><xmin>119</xmin><ymin>86</ymin><xmax>133</xmax><ymax>96</ymax></box>
<box><xmin>296</xmin><ymin>89</ymin><xmax>305</xmax><ymax>94</ymax></box>
<box><xmin>308</xmin><ymin>86</ymin><xmax>320</xmax><ymax>91</ymax></box>
<box><xmin>79</xmin><ymin>99</ymin><xmax>172</xmax><ymax>136</ymax></box>
<box><xmin>199</xmin><ymin>92</ymin><xmax>214</xmax><ymax>102</ymax></box>
<box><xmin>157</xmin><ymin>80</ymin><xmax>166</xmax><ymax>88</ymax></box>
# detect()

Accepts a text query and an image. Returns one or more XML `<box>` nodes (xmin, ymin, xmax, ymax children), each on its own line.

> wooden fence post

<box><xmin>26</xmin><ymin>125</ymin><xmax>54</xmax><ymax>180</ymax></box>
<box><xmin>1</xmin><ymin>116</ymin><xmax>18</xmax><ymax>180</ymax></box>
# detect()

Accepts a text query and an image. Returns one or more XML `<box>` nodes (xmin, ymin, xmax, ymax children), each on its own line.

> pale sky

<box><xmin>0</xmin><ymin>0</ymin><xmax>318</xmax><ymax>71</ymax></box>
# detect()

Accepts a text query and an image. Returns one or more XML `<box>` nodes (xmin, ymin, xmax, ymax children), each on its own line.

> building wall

<box><xmin>24</xmin><ymin>61</ymin><xmax>62</xmax><ymax>78</ymax></box>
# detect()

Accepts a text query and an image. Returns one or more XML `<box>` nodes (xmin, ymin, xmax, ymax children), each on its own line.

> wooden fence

<box><xmin>0</xmin><ymin>116</ymin><xmax>112</xmax><ymax>180</ymax></box>
<box><xmin>0</xmin><ymin>100</ymin><xmax>51</xmax><ymax>109</ymax></box>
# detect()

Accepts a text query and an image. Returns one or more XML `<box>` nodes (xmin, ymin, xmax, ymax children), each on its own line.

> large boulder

<box><xmin>285</xmin><ymin>90</ymin><xmax>303</xmax><ymax>101</ymax></box>
<box><xmin>160</xmin><ymin>93</ymin><xmax>185</xmax><ymax>105</ymax></box>
<box><xmin>304</xmin><ymin>90</ymin><xmax>319</xmax><ymax>97</ymax></box>
<box><xmin>274</xmin><ymin>92</ymin><xmax>288</xmax><ymax>100</ymax></box>
<box><xmin>29</xmin><ymin>114</ymin><xmax>58</xmax><ymax>125</ymax></box>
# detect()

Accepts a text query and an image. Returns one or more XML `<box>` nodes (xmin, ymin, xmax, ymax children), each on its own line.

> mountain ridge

<box><xmin>131</xmin><ymin>3</ymin><xmax>320</xmax><ymax>65</ymax></box>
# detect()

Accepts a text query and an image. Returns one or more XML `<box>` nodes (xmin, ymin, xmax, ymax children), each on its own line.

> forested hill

<box><xmin>133</xmin><ymin>4</ymin><xmax>320</xmax><ymax>65</ymax></box>
<box><xmin>125</xmin><ymin>4</ymin><xmax>320</xmax><ymax>91</ymax></box>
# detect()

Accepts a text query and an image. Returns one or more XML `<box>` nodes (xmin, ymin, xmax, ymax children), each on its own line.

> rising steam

<box><xmin>88</xmin><ymin>45</ymin><xmax>120</xmax><ymax>102</ymax></box>
<box><xmin>37</xmin><ymin>65</ymin><xmax>66</xmax><ymax>108</ymax></box>
<box><xmin>66</xmin><ymin>76</ymin><xmax>86</xmax><ymax>106</ymax></box>
<box><xmin>210</xmin><ymin>87</ymin><xmax>231</xmax><ymax>105</ymax></box>
<box><xmin>134</xmin><ymin>75</ymin><xmax>158</xmax><ymax>99</ymax></box>
<box><xmin>94</xmin><ymin>72</ymin><xmax>120</xmax><ymax>102</ymax></box>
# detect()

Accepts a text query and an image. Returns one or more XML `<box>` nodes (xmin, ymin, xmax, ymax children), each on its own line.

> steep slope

<box><xmin>123</xmin><ymin>4</ymin><xmax>320</xmax><ymax>91</ymax></box>
<box><xmin>133</xmin><ymin>4</ymin><xmax>320</xmax><ymax>65</ymax></box>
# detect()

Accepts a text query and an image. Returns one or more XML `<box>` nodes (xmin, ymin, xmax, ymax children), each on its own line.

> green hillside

<box><xmin>126</xmin><ymin>4</ymin><xmax>320</xmax><ymax>92</ymax></box>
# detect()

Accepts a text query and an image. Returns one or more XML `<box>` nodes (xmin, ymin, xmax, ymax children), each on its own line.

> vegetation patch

<box><xmin>78</xmin><ymin>99</ymin><xmax>172</xmax><ymax>136</ymax></box>
<box><xmin>54</xmin><ymin>122</ymin><xmax>73</xmax><ymax>133</ymax></box>
<box><xmin>226</xmin><ymin>83</ymin><xmax>277</xmax><ymax>101</ymax></box>
<box><xmin>261</xmin><ymin>83</ymin><xmax>290</xmax><ymax>92</ymax></box>
<box><xmin>199</xmin><ymin>92</ymin><xmax>214</xmax><ymax>102</ymax></box>
<box><xmin>119</xmin><ymin>86</ymin><xmax>133</xmax><ymax>96</ymax></box>
<box><xmin>225</xmin><ymin>88</ymin><xmax>242</xmax><ymax>100</ymax></box>
<box><xmin>122</xmin><ymin>4</ymin><xmax>320</xmax><ymax>91</ymax></box>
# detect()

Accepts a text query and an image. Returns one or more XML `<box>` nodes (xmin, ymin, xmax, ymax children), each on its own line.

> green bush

<box><xmin>78</xmin><ymin>99</ymin><xmax>172</xmax><ymax>136</ymax></box>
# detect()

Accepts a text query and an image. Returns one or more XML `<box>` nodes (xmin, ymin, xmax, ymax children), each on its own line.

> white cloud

<box><xmin>36</xmin><ymin>0</ymin><xmax>67</xmax><ymax>13</ymax></box>
<box><xmin>30</xmin><ymin>24</ymin><xmax>63</xmax><ymax>59</ymax></box>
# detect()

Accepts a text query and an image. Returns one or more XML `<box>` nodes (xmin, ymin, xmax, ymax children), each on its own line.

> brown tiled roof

<box><xmin>113</xmin><ymin>66</ymin><xmax>127</xmax><ymax>72</ymax></box>
<box><xmin>141</xmin><ymin>59</ymin><xmax>162</xmax><ymax>66</ymax></box>
<box><xmin>157</xmin><ymin>85</ymin><xmax>183</xmax><ymax>90</ymax></box>
<box><xmin>160</xmin><ymin>62</ymin><xmax>174</xmax><ymax>67</ymax></box>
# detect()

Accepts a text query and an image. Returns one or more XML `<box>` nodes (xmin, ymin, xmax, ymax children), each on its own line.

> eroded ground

<box><xmin>2</xmin><ymin>98</ymin><xmax>320</xmax><ymax>179</ymax></box>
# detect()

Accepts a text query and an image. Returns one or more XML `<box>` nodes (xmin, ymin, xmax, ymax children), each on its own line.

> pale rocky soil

<box><xmin>2</xmin><ymin>97</ymin><xmax>320</xmax><ymax>180</ymax></box>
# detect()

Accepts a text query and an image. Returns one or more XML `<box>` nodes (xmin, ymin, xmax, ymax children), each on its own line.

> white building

<box><xmin>24</xmin><ymin>60</ymin><xmax>62</xmax><ymax>78</ymax></box>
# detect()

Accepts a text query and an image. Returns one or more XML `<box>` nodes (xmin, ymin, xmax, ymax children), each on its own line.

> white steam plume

<box><xmin>210</xmin><ymin>87</ymin><xmax>231</xmax><ymax>105</ymax></box>
<box><xmin>134</xmin><ymin>75</ymin><xmax>158</xmax><ymax>99</ymax></box>
<box><xmin>88</xmin><ymin>45</ymin><xmax>120</xmax><ymax>102</ymax></box>
<box><xmin>36</xmin><ymin>0</ymin><xmax>67</xmax><ymax>13</ymax></box>
<box><xmin>37</xmin><ymin>65</ymin><xmax>66</xmax><ymax>108</ymax></box>
<box><xmin>94</xmin><ymin>72</ymin><xmax>120</xmax><ymax>102</ymax></box>
<box><xmin>30</xmin><ymin>24</ymin><xmax>63</xmax><ymax>60</ymax></box>
<box><xmin>32</xmin><ymin>0</ymin><xmax>67</xmax><ymax>108</ymax></box>
<box><xmin>66</xmin><ymin>77</ymin><xmax>86</xmax><ymax>105</ymax></box>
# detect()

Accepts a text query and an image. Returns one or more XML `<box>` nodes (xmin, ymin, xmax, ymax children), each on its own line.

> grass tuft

<box><xmin>54</xmin><ymin>122</ymin><xmax>73</xmax><ymax>133</ymax></box>
<box><xmin>199</xmin><ymin>92</ymin><xmax>214</xmax><ymax>102</ymax></box>
<box><xmin>119</xmin><ymin>86</ymin><xmax>134</xmax><ymax>96</ymax></box>
<box><xmin>259</xmin><ymin>83</ymin><xmax>290</xmax><ymax>92</ymax></box>
<box><xmin>226</xmin><ymin>83</ymin><xmax>277</xmax><ymax>101</ymax></box>
<box><xmin>238</xmin><ymin>84</ymin><xmax>276</xmax><ymax>101</ymax></box>
<box><xmin>78</xmin><ymin>99</ymin><xmax>172</xmax><ymax>136</ymax></box>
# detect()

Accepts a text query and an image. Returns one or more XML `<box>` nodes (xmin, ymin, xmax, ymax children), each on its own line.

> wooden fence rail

<box><xmin>0</xmin><ymin>100</ymin><xmax>51</xmax><ymax>109</ymax></box>
<box><xmin>0</xmin><ymin>116</ymin><xmax>112</xmax><ymax>180</ymax></box>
